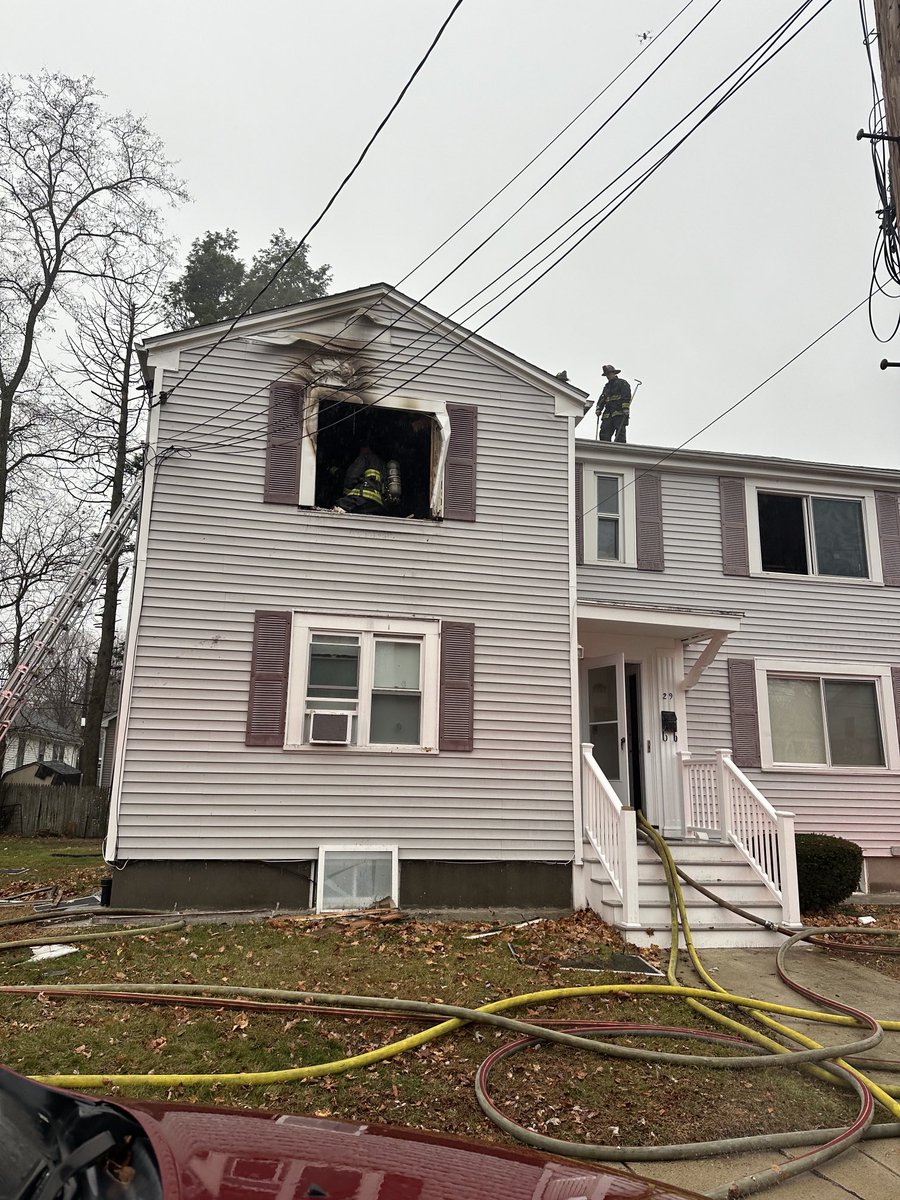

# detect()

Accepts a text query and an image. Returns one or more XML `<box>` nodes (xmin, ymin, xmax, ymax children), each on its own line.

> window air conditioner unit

<box><xmin>308</xmin><ymin>710</ymin><xmax>353</xmax><ymax>745</ymax></box>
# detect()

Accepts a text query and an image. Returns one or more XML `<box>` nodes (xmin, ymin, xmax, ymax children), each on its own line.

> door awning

<box><xmin>577</xmin><ymin>602</ymin><xmax>742</xmax><ymax>640</ymax></box>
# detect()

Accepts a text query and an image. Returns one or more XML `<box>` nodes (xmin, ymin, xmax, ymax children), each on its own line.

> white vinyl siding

<box><xmin>576</xmin><ymin>448</ymin><xmax>900</xmax><ymax>857</ymax></box>
<box><xmin>113</xmin><ymin>301</ymin><xmax>575</xmax><ymax>862</ymax></box>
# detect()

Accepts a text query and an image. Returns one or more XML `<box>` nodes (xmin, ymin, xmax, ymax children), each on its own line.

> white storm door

<box><xmin>587</xmin><ymin>654</ymin><xmax>630</xmax><ymax>804</ymax></box>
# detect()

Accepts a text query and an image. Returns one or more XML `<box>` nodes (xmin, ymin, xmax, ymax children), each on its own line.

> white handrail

<box><xmin>581</xmin><ymin>744</ymin><xmax>639</xmax><ymax>926</ymax></box>
<box><xmin>681</xmin><ymin>747</ymin><xmax>799</xmax><ymax>926</ymax></box>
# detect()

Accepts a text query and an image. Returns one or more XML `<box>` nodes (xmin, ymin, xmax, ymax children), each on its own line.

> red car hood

<box><xmin>123</xmin><ymin>1099</ymin><xmax>702</xmax><ymax>1200</ymax></box>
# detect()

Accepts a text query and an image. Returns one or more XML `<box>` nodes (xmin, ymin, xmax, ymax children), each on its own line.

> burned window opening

<box><xmin>313</xmin><ymin>401</ymin><xmax>436</xmax><ymax>520</ymax></box>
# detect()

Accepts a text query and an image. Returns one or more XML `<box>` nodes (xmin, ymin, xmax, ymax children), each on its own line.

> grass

<box><xmin>0</xmin><ymin>837</ymin><xmax>106</xmax><ymax>896</ymax></box>
<box><xmin>0</xmin><ymin>845</ymin><xmax>877</xmax><ymax>1153</ymax></box>
<box><xmin>1</xmin><ymin>916</ymin><xmax>861</xmax><ymax>1146</ymax></box>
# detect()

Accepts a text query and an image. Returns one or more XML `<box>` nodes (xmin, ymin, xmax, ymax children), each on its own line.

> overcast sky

<box><xmin>4</xmin><ymin>1</ymin><xmax>898</xmax><ymax>469</ymax></box>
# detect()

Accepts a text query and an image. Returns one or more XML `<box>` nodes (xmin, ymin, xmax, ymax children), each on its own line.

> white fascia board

<box><xmin>103</xmin><ymin>369</ymin><xmax>164</xmax><ymax>862</ymax></box>
<box><xmin>140</xmin><ymin>284</ymin><xmax>394</xmax><ymax>356</ymax></box>
<box><xmin>575</xmin><ymin>440</ymin><xmax>900</xmax><ymax>490</ymax></box>
<box><xmin>140</xmin><ymin>283</ymin><xmax>589</xmax><ymax>416</ymax></box>
<box><xmin>577</xmin><ymin>602</ymin><xmax>743</xmax><ymax>638</ymax></box>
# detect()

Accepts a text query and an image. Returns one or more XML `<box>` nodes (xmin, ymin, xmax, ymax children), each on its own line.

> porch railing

<box><xmin>680</xmin><ymin>748</ymin><xmax>800</xmax><ymax>925</ymax></box>
<box><xmin>581</xmin><ymin>743</ymin><xmax>640</xmax><ymax>926</ymax></box>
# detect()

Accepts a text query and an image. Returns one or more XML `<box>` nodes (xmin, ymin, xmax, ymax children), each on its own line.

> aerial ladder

<box><xmin>0</xmin><ymin>476</ymin><xmax>144</xmax><ymax>746</ymax></box>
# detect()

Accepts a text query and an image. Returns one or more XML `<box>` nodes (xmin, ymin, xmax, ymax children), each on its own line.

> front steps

<box><xmin>584</xmin><ymin>838</ymin><xmax>787</xmax><ymax>949</ymax></box>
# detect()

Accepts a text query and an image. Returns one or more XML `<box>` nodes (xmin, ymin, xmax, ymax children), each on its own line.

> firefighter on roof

<box><xmin>595</xmin><ymin>364</ymin><xmax>632</xmax><ymax>443</ymax></box>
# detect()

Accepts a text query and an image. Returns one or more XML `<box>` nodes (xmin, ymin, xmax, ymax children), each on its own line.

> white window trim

<box><xmin>315</xmin><ymin>843</ymin><xmax>399</xmax><ymax>912</ymax></box>
<box><xmin>299</xmin><ymin>393</ymin><xmax>450</xmax><ymax>517</ymax></box>
<box><xmin>285</xmin><ymin>613</ymin><xmax>440</xmax><ymax>752</ymax></box>
<box><xmin>745</xmin><ymin>478</ymin><xmax>883</xmax><ymax>585</ymax></box>
<box><xmin>755</xmin><ymin>657</ymin><xmax>900</xmax><ymax>772</ymax></box>
<box><xmin>586</xmin><ymin>465</ymin><xmax>636</xmax><ymax>567</ymax></box>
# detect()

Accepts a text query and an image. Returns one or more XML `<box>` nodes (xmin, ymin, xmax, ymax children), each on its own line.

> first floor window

<box><xmin>286</xmin><ymin>615</ymin><xmax>439</xmax><ymax>750</ymax></box>
<box><xmin>767</xmin><ymin>674</ymin><xmax>885</xmax><ymax>767</ymax></box>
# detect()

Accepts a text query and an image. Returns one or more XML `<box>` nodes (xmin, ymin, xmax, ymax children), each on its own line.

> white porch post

<box><xmin>776</xmin><ymin>809</ymin><xmax>801</xmax><ymax>926</ymax></box>
<box><xmin>620</xmin><ymin>806</ymin><xmax>640</xmax><ymax>927</ymax></box>
<box><xmin>715</xmin><ymin>748</ymin><xmax>731</xmax><ymax>842</ymax></box>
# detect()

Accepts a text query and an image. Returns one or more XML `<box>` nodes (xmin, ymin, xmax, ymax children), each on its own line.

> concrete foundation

<box><xmin>109</xmin><ymin>858</ymin><xmax>573</xmax><ymax>912</ymax></box>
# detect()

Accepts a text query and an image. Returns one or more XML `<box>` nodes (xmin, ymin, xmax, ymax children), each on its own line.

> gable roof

<box><xmin>140</xmin><ymin>283</ymin><xmax>589</xmax><ymax>412</ymax></box>
<box><xmin>12</xmin><ymin>709</ymin><xmax>82</xmax><ymax>744</ymax></box>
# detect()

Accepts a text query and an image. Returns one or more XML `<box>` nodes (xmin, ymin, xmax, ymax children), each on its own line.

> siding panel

<box><xmin>116</xmin><ymin>309</ymin><xmax>575</xmax><ymax>862</ymax></box>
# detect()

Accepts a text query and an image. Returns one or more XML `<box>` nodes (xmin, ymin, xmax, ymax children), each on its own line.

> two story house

<box><xmin>104</xmin><ymin>284</ymin><xmax>900</xmax><ymax>943</ymax></box>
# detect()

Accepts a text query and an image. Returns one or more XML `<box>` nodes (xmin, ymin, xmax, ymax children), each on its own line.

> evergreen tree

<box><xmin>164</xmin><ymin>228</ymin><xmax>331</xmax><ymax>328</ymax></box>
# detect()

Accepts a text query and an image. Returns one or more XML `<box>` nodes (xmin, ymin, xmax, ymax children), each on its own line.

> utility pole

<box><xmin>873</xmin><ymin>1</ymin><xmax>900</xmax><ymax>217</ymax></box>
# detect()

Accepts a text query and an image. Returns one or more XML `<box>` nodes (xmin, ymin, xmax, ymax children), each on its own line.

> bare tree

<box><xmin>52</xmin><ymin>252</ymin><xmax>168</xmax><ymax>783</ymax></box>
<box><xmin>0</xmin><ymin>494</ymin><xmax>93</xmax><ymax>669</ymax></box>
<box><xmin>0</xmin><ymin>71</ymin><xmax>186</xmax><ymax>544</ymax></box>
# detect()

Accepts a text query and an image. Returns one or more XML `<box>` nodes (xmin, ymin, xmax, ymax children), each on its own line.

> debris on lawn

<box><xmin>464</xmin><ymin>919</ymin><xmax>545</xmax><ymax>940</ymax></box>
<box><xmin>34</xmin><ymin>892</ymin><xmax>102</xmax><ymax>911</ymax></box>
<box><xmin>0</xmin><ymin>885</ymin><xmax>59</xmax><ymax>906</ymax></box>
<box><xmin>559</xmin><ymin>952</ymin><xmax>664</xmax><ymax>976</ymax></box>
<box><xmin>28</xmin><ymin>944</ymin><xmax>79</xmax><ymax>962</ymax></box>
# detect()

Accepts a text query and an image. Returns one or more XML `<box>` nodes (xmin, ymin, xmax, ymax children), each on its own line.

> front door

<box><xmin>587</xmin><ymin>654</ymin><xmax>630</xmax><ymax>805</ymax></box>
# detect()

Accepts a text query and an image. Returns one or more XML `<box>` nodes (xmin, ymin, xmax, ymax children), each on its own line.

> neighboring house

<box><xmin>0</xmin><ymin>712</ymin><xmax>81</xmax><ymax>777</ymax></box>
<box><xmin>2</xmin><ymin>759</ymin><xmax>81</xmax><ymax>786</ymax></box>
<box><xmin>104</xmin><ymin>284</ymin><xmax>900</xmax><ymax>940</ymax></box>
<box><xmin>575</xmin><ymin>443</ymin><xmax>900</xmax><ymax>937</ymax></box>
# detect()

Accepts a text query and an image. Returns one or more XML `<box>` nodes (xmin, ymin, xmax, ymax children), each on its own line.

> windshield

<box><xmin>0</xmin><ymin>1066</ymin><xmax>162</xmax><ymax>1200</ymax></box>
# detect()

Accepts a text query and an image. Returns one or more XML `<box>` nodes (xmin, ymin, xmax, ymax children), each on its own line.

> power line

<box><xmin>329</xmin><ymin>0</ymin><xmax>827</xmax><ymax>411</ymax></box>
<box><xmin>176</xmin><ymin>0</ymin><xmax>829</xmax><ymax>461</ymax></box>
<box><xmin>395</xmin><ymin>0</ymin><xmax>700</xmax><ymax>292</ymax></box>
<box><xmin>158</xmin><ymin>0</ymin><xmax>465</xmax><ymax>407</ymax></box>
<box><xmin>858</xmin><ymin>0</ymin><xmax>900</xmax><ymax>340</ymax></box>
<box><xmin>584</xmin><ymin>294</ymin><xmax>870</xmax><ymax>524</ymax></box>
<box><xmin>170</xmin><ymin>0</ymin><xmax>716</xmax><ymax>448</ymax></box>
<box><xmin>206</xmin><ymin>0</ymin><xmax>824</xmax><ymax>454</ymax></box>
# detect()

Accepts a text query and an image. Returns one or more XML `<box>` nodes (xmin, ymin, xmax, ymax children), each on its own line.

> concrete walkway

<box><xmin>613</xmin><ymin>944</ymin><xmax>900</xmax><ymax>1199</ymax></box>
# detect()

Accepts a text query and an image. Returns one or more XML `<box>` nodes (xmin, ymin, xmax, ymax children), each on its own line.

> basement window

<box><xmin>300</xmin><ymin>396</ymin><xmax>449</xmax><ymax>520</ymax></box>
<box><xmin>316</xmin><ymin>845</ymin><xmax>398</xmax><ymax>911</ymax></box>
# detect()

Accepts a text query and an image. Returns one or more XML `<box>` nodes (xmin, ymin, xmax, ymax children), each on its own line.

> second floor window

<box><xmin>757</xmin><ymin>491</ymin><xmax>869</xmax><ymax>578</ymax></box>
<box><xmin>595</xmin><ymin>473</ymin><xmax>622</xmax><ymax>560</ymax></box>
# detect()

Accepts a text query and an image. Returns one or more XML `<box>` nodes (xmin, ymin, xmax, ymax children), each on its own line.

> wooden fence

<box><xmin>0</xmin><ymin>784</ymin><xmax>110</xmax><ymax>839</ymax></box>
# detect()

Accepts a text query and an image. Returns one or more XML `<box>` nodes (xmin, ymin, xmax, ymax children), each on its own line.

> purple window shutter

<box><xmin>443</xmin><ymin>404</ymin><xmax>477</xmax><ymax>521</ymax></box>
<box><xmin>264</xmin><ymin>381</ymin><xmax>304</xmax><ymax>504</ymax></box>
<box><xmin>875</xmin><ymin>492</ymin><xmax>900</xmax><ymax>587</ymax></box>
<box><xmin>245</xmin><ymin>610</ymin><xmax>292</xmax><ymax>746</ymax></box>
<box><xmin>635</xmin><ymin>470</ymin><xmax>665</xmax><ymax>572</ymax></box>
<box><xmin>439</xmin><ymin>621</ymin><xmax>475</xmax><ymax>751</ymax></box>
<box><xmin>719</xmin><ymin>476</ymin><xmax>750</xmax><ymax>576</ymax></box>
<box><xmin>727</xmin><ymin>658</ymin><xmax>761</xmax><ymax>769</ymax></box>
<box><xmin>575</xmin><ymin>462</ymin><xmax>584</xmax><ymax>566</ymax></box>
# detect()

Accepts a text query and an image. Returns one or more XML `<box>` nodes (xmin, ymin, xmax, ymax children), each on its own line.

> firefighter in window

<box><xmin>334</xmin><ymin>442</ymin><xmax>401</xmax><ymax>515</ymax></box>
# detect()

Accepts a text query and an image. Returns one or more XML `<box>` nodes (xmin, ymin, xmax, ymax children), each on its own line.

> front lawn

<box><xmin>0</xmin><ymin>901</ymin><xmax>866</xmax><ymax>1152</ymax></box>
